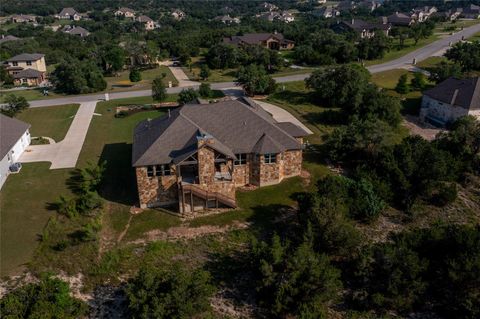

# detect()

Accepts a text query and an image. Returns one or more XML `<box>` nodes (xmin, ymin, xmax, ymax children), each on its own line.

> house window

<box><xmin>234</xmin><ymin>153</ymin><xmax>246</xmax><ymax>165</ymax></box>
<box><xmin>153</xmin><ymin>164</ymin><xmax>171</xmax><ymax>177</ymax></box>
<box><xmin>22</xmin><ymin>79</ymin><xmax>27</xmax><ymax>83</ymax></box>
<box><xmin>26</xmin><ymin>61</ymin><xmax>32</xmax><ymax>66</ymax></box>
<box><xmin>264</xmin><ymin>153</ymin><xmax>277</xmax><ymax>164</ymax></box>
<box><xmin>12</xmin><ymin>62</ymin><xmax>18</xmax><ymax>66</ymax></box>
<box><xmin>147</xmin><ymin>166</ymin><xmax>154</xmax><ymax>177</ymax></box>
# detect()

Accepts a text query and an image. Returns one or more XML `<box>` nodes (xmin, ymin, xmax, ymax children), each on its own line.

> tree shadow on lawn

<box><xmin>98</xmin><ymin>143</ymin><xmax>138</xmax><ymax>206</ymax></box>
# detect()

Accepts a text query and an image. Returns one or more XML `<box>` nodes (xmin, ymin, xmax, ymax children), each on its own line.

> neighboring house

<box><xmin>137</xmin><ymin>15</ymin><xmax>156</xmax><ymax>30</ymax></box>
<box><xmin>0</xmin><ymin>114</ymin><xmax>31</xmax><ymax>189</ymax></box>
<box><xmin>333</xmin><ymin>19</ymin><xmax>391</xmax><ymax>38</ymax></box>
<box><xmin>317</xmin><ymin>0</ymin><xmax>327</xmax><ymax>4</ymax></box>
<box><xmin>223</xmin><ymin>32</ymin><xmax>295</xmax><ymax>50</ymax></box>
<box><xmin>10</xmin><ymin>14</ymin><xmax>36</xmax><ymax>23</ymax></box>
<box><xmin>260</xmin><ymin>2</ymin><xmax>279</xmax><ymax>12</ymax></box>
<box><xmin>114</xmin><ymin>7</ymin><xmax>136</xmax><ymax>18</ymax></box>
<box><xmin>214</xmin><ymin>15</ymin><xmax>240</xmax><ymax>24</ymax></box>
<box><xmin>386</xmin><ymin>12</ymin><xmax>415</xmax><ymax>26</ymax></box>
<box><xmin>358</xmin><ymin>1</ymin><xmax>382</xmax><ymax>12</ymax></box>
<box><xmin>171</xmin><ymin>9</ymin><xmax>186</xmax><ymax>21</ymax></box>
<box><xmin>0</xmin><ymin>35</ymin><xmax>20</xmax><ymax>45</ymax></box>
<box><xmin>435</xmin><ymin>8</ymin><xmax>462</xmax><ymax>21</ymax></box>
<box><xmin>61</xmin><ymin>25</ymin><xmax>90</xmax><ymax>37</ymax></box>
<box><xmin>55</xmin><ymin>7</ymin><xmax>81</xmax><ymax>20</ymax></box>
<box><xmin>459</xmin><ymin>4</ymin><xmax>480</xmax><ymax>19</ymax></box>
<box><xmin>12</xmin><ymin>68</ymin><xmax>45</xmax><ymax>86</ymax></box>
<box><xmin>420</xmin><ymin>77</ymin><xmax>480</xmax><ymax>127</ymax></box>
<box><xmin>132</xmin><ymin>98</ymin><xmax>309</xmax><ymax>212</ymax></box>
<box><xmin>258</xmin><ymin>11</ymin><xmax>295</xmax><ymax>23</ymax></box>
<box><xmin>411</xmin><ymin>6</ymin><xmax>437</xmax><ymax>22</ymax></box>
<box><xmin>4</xmin><ymin>53</ymin><xmax>47</xmax><ymax>86</ymax></box>
<box><xmin>336</xmin><ymin>1</ymin><xmax>357</xmax><ymax>12</ymax></box>
<box><xmin>311</xmin><ymin>6</ymin><xmax>340</xmax><ymax>18</ymax></box>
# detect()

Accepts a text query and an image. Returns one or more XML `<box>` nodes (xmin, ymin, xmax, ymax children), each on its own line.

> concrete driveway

<box><xmin>254</xmin><ymin>100</ymin><xmax>314</xmax><ymax>135</ymax></box>
<box><xmin>20</xmin><ymin>101</ymin><xmax>97</xmax><ymax>169</ymax></box>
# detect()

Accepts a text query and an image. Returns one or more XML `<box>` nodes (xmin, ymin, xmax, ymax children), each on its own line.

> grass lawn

<box><xmin>267</xmin><ymin>81</ymin><xmax>338</xmax><ymax>144</ymax></box>
<box><xmin>104</xmin><ymin>65</ymin><xmax>178</xmax><ymax>91</ymax></box>
<box><xmin>371</xmin><ymin>69</ymin><xmax>410</xmax><ymax>90</ymax></box>
<box><xmin>365</xmin><ymin>36</ymin><xmax>440</xmax><ymax>66</ymax></box>
<box><xmin>468</xmin><ymin>31</ymin><xmax>480</xmax><ymax>41</ymax></box>
<box><xmin>16</xmin><ymin>104</ymin><xmax>79</xmax><ymax>142</ymax></box>
<box><xmin>0</xmin><ymin>88</ymin><xmax>63</xmax><ymax>103</ymax></box>
<box><xmin>0</xmin><ymin>163</ymin><xmax>74</xmax><ymax>277</ymax></box>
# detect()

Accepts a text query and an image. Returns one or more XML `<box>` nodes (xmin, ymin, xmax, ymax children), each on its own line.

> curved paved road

<box><xmin>26</xmin><ymin>22</ymin><xmax>480</xmax><ymax>108</ymax></box>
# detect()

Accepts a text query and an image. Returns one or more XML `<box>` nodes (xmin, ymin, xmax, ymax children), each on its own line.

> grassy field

<box><xmin>16</xmin><ymin>104</ymin><xmax>79</xmax><ymax>142</ymax></box>
<box><xmin>0</xmin><ymin>163</ymin><xmax>73</xmax><ymax>277</ymax></box>
<box><xmin>104</xmin><ymin>65</ymin><xmax>178</xmax><ymax>91</ymax></box>
<box><xmin>0</xmin><ymin>88</ymin><xmax>63</xmax><ymax>103</ymax></box>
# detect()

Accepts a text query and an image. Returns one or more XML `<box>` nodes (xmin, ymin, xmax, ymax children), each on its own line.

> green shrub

<box><xmin>198</xmin><ymin>83</ymin><xmax>212</xmax><ymax>98</ymax></box>
<box><xmin>125</xmin><ymin>264</ymin><xmax>215</xmax><ymax>319</ymax></box>
<box><xmin>0</xmin><ymin>274</ymin><xmax>87</xmax><ymax>318</ymax></box>
<box><xmin>129</xmin><ymin>68</ymin><xmax>142</xmax><ymax>82</ymax></box>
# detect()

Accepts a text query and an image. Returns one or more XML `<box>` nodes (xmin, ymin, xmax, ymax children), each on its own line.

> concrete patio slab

<box><xmin>253</xmin><ymin>100</ymin><xmax>314</xmax><ymax>135</ymax></box>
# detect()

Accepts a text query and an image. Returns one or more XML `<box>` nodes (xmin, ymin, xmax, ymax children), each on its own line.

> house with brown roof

<box><xmin>223</xmin><ymin>32</ymin><xmax>295</xmax><ymax>50</ymax></box>
<box><xmin>137</xmin><ymin>15</ymin><xmax>156</xmax><ymax>30</ymax></box>
<box><xmin>386</xmin><ymin>12</ymin><xmax>415</xmax><ymax>26</ymax></box>
<box><xmin>0</xmin><ymin>114</ymin><xmax>30</xmax><ymax>189</ymax></box>
<box><xmin>114</xmin><ymin>7</ymin><xmax>136</xmax><ymax>19</ymax></box>
<box><xmin>10</xmin><ymin>14</ymin><xmax>37</xmax><ymax>23</ymax></box>
<box><xmin>132</xmin><ymin>98</ymin><xmax>309</xmax><ymax>213</ymax></box>
<box><xmin>55</xmin><ymin>8</ymin><xmax>82</xmax><ymax>20</ymax></box>
<box><xmin>4</xmin><ymin>53</ymin><xmax>47</xmax><ymax>86</ymax></box>
<box><xmin>420</xmin><ymin>77</ymin><xmax>480</xmax><ymax>127</ymax></box>
<box><xmin>61</xmin><ymin>25</ymin><xmax>90</xmax><ymax>37</ymax></box>
<box><xmin>334</xmin><ymin>18</ymin><xmax>391</xmax><ymax>38</ymax></box>
<box><xmin>0</xmin><ymin>35</ymin><xmax>21</xmax><ymax>45</ymax></box>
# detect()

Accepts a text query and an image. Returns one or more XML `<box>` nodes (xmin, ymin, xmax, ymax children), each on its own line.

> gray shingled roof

<box><xmin>423</xmin><ymin>77</ymin><xmax>480</xmax><ymax>110</ymax></box>
<box><xmin>275</xmin><ymin>122</ymin><xmax>309</xmax><ymax>137</ymax></box>
<box><xmin>137</xmin><ymin>15</ymin><xmax>154</xmax><ymax>22</ymax></box>
<box><xmin>0</xmin><ymin>35</ymin><xmax>20</xmax><ymax>45</ymax></box>
<box><xmin>12</xmin><ymin>68</ymin><xmax>44</xmax><ymax>79</ymax></box>
<box><xmin>58</xmin><ymin>7</ymin><xmax>78</xmax><ymax>16</ymax></box>
<box><xmin>63</xmin><ymin>26</ymin><xmax>90</xmax><ymax>37</ymax></box>
<box><xmin>7</xmin><ymin>53</ymin><xmax>44</xmax><ymax>62</ymax></box>
<box><xmin>132</xmin><ymin>99</ymin><xmax>305</xmax><ymax>167</ymax></box>
<box><xmin>0</xmin><ymin>114</ymin><xmax>30</xmax><ymax>159</ymax></box>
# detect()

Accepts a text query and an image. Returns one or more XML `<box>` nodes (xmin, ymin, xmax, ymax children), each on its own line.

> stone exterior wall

<box><xmin>198</xmin><ymin>143</ymin><xmax>215</xmax><ymax>185</ymax></box>
<box><xmin>283</xmin><ymin>150</ymin><xmax>303</xmax><ymax>177</ymax></box>
<box><xmin>259</xmin><ymin>154</ymin><xmax>282</xmax><ymax>186</ymax></box>
<box><xmin>420</xmin><ymin>95</ymin><xmax>470</xmax><ymax>126</ymax></box>
<box><xmin>136</xmin><ymin>166</ymin><xmax>178</xmax><ymax>208</ymax></box>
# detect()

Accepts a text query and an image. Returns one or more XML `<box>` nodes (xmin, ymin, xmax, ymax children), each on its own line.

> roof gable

<box><xmin>0</xmin><ymin>114</ymin><xmax>30</xmax><ymax>159</ymax></box>
<box><xmin>132</xmin><ymin>99</ymin><xmax>303</xmax><ymax>166</ymax></box>
<box><xmin>424</xmin><ymin>77</ymin><xmax>480</xmax><ymax>110</ymax></box>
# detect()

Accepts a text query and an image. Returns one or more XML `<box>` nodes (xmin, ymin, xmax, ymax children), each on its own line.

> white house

<box><xmin>420</xmin><ymin>77</ymin><xmax>480</xmax><ymax>127</ymax></box>
<box><xmin>0</xmin><ymin>114</ymin><xmax>31</xmax><ymax>189</ymax></box>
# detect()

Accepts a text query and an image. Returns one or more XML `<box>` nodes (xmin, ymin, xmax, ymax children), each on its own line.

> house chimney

<box><xmin>450</xmin><ymin>89</ymin><xmax>459</xmax><ymax>106</ymax></box>
<box><xmin>351</xmin><ymin>18</ymin><xmax>355</xmax><ymax>25</ymax></box>
<box><xmin>273</xmin><ymin>29</ymin><xmax>277</xmax><ymax>34</ymax></box>
<box><xmin>168</xmin><ymin>109</ymin><xmax>171</xmax><ymax>118</ymax></box>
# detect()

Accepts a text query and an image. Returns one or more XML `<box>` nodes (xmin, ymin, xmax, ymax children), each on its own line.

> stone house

<box><xmin>10</xmin><ymin>14</ymin><xmax>37</xmax><ymax>23</ymax></box>
<box><xmin>114</xmin><ymin>7</ymin><xmax>136</xmax><ymax>19</ymax></box>
<box><xmin>411</xmin><ymin>6</ymin><xmax>437</xmax><ymax>22</ymax></box>
<box><xmin>420</xmin><ymin>77</ymin><xmax>480</xmax><ymax>127</ymax></box>
<box><xmin>171</xmin><ymin>9</ymin><xmax>186</xmax><ymax>21</ymax></box>
<box><xmin>56</xmin><ymin>8</ymin><xmax>82</xmax><ymax>20</ymax></box>
<box><xmin>0</xmin><ymin>114</ymin><xmax>30</xmax><ymax>189</ymax></box>
<box><xmin>385</xmin><ymin>12</ymin><xmax>415</xmax><ymax>26</ymax></box>
<box><xmin>223</xmin><ymin>32</ymin><xmax>295</xmax><ymax>50</ymax></box>
<box><xmin>132</xmin><ymin>98</ymin><xmax>309</xmax><ymax>213</ymax></box>
<box><xmin>137</xmin><ymin>15</ymin><xmax>156</xmax><ymax>30</ymax></box>
<box><xmin>4</xmin><ymin>53</ymin><xmax>47</xmax><ymax>86</ymax></box>
<box><xmin>61</xmin><ymin>25</ymin><xmax>90</xmax><ymax>37</ymax></box>
<box><xmin>214</xmin><ymin>15</ymin><xmax>240</xmax><ymax>24</ymax></box>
